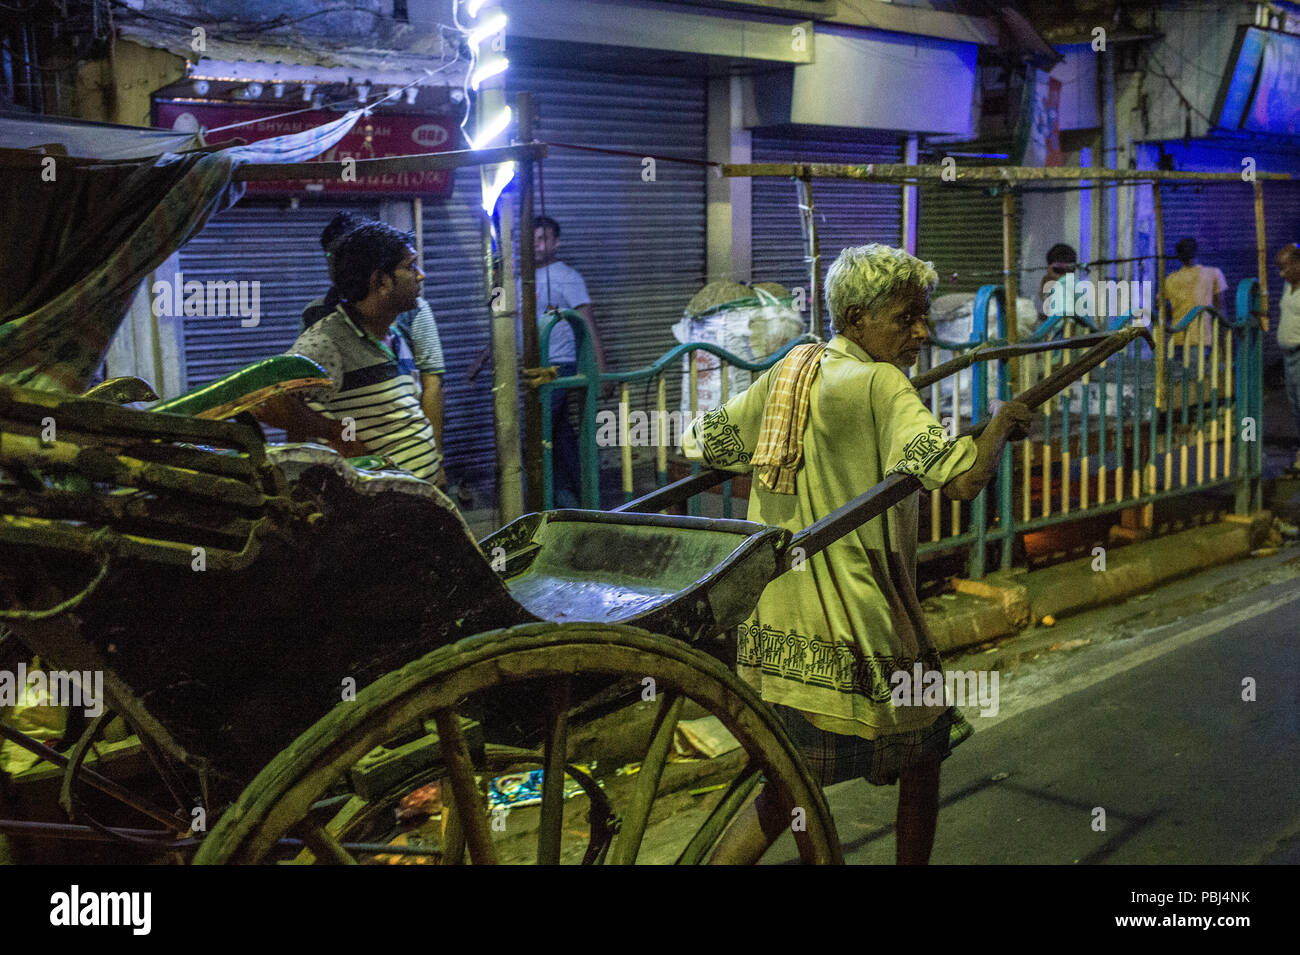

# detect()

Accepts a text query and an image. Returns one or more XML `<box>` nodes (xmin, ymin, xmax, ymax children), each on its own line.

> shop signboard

<box><xmin>1215</xmin><ymin>26</ymin><xmax>1300</xmax><ymax>136</ymax></box>
<box><xmin>154</xmin><ymin>101</ymin><xmax>458</xmax><ymax>197</ymax></box>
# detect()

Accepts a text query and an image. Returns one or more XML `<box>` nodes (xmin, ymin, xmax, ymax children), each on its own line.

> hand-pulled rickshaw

<box><xmin>0</xmin><ymin>323</ymin><xmax>1146</xmax><ymax>864</ymax></box>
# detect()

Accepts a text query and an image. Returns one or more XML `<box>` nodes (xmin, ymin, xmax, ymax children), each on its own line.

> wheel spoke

<box><xmin>440</xmin><ymin>783</ymin><xmax>466</xmax><ymax>866</ymax></box>
<box><xmin>430</xmin><ymin>708</ymin><xmax>497</xmax><ymax>865</ymax></box>
<box><xmin>297</xmin><ymin>823</ymin><xmax>358</xmax><ymax>865</ymax></box>
<box><xmin>609</xmin><ymin>690</ymin><xmax>683</xmax><ymax>865</ymax></box>
<box><xmin>290</xmin><ymin>795</ymin><xmax>369</xmax><ymax>864</ymax></box>
<box><xmin>676</xmin><ymin>762</ymin><xmax>762</xmax><ymax>865</ymax></box>
<box><xmin>537</xmin><ymin>676</ymin><xmax>572</xmax><ymax>865</ymax></box>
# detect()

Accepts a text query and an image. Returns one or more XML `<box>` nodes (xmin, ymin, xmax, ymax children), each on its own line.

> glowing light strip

<box><xmin>482</xmin><ymin>161</ymin><xmax>516</xmax><ymax>215</ymax></box>
<box><xmin>471</xmin><ymin>56</ymin><xmax>509</xmax><ymax>91</ymax></box>
<box><xmin>468</xmin><ymin>13</ymin><xmax>507</xmax><ymax>49</ymax></box>
<box><xmin>469</xmin><ymin>105</ymin><xmax>512</xmax><ymax>150</ymax></box>
<box><xmin>460</xmin><ymin>0</ymin><xmax>513</xmax><ymax>215</ymax></box>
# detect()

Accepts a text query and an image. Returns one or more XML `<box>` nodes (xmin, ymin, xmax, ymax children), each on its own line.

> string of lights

<box><xmin>456</xmin><ymin>0</ymin><xmax>514</xmax><ymax>216</ymax></box>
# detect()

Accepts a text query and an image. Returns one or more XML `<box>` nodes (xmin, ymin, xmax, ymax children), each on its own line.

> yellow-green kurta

<box><xmin>683</xmin><ymin>334</ymin><xmax>977</xmax><ymax>740</ymax></box>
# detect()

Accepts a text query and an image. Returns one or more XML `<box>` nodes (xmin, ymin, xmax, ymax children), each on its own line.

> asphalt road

<box><xmin>766</xmin><ymin>550</ymin><xmax>1300</xmax><ymax>865</ymax></box>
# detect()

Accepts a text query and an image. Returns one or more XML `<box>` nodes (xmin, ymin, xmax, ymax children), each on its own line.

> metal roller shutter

<box><xmin>177</xmin><ymin>200</ymin><xmax>382</xmax><ymax>389</ymax></box>
<box><xmin>1161</xmin><ymin>176</ymin><xmax>1300</xmax><ymax>379</ymax></box>
<box><xmin>420</xmin><ymin>164</ymin><xmax>494</xmax><ymax>497</ymax></box>
<box><xmin>180</xmin><ymin>193</ymin><xmax>499</xmax><ymax>499</ymax></box>
<box><xmin>1159</xmin><ymin>178</ymin><xmax>1300</xmax><ymax>323</ymax></box>
<box><xmin>750</xmin><ymin>130</ymin><xmax>903</xmax><ymax>297</ymax></box>
<box><xmin>1158</xmin><ymin>181</ymin><xmax>1259</xmax><ymax>316</ymax></box>
<box><xmin>917</xmin><ymin>185</ymin><xmax>1017</xmax><ymax>297</ymax></box>
<box><xmin>506</xmin><ymin>65</ymin><xmax>708</xmax><ymax>377</ymax></box>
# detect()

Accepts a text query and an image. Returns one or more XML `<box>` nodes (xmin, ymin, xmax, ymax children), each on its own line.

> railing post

<box><xmin>1152</xmin><ymin>182</ymin><xmax>1166</xmax><ymax>415</ymax></box>
<box><xmin>1251</xmin><ymin>317</ymin><xmax>1264</xmax><ymax>508</ymax></box>
<box><xmin>1233</xmin><ymin>279</ymin><xmax>1259</xmax><ymax>515</ymax></box>
<box><xmin>963</xmin><ymin>285</ymin><xmax>1002</xmax><ymax>580</ymax></box>
<box><xmin>796</xmin><ymin>173</ymin><xmax>822</xmax><ymax>338</ymax></box>
<box><xmin>997</xmin><ymin>345</ymin><xmax>1015</xmax><ymax>570</ymax></box>
<box><xmin>580</xmin><ymin>317</ymin><xmax>601</xmax><ymax>510</ymax></box>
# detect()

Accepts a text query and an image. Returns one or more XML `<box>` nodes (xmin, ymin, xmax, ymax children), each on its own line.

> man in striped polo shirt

<box><xmin>258</xmin><ymin>222</ymin><xmax>440</xmax><ymax>482</ymax></box>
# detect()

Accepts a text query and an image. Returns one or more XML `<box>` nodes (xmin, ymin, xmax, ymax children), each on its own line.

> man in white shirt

<box><xmin>521</xmin><ymin>216</ymin><xmax>609</xmax><ymax>506</ymax></box>
<box><xmin>1276</xmin><ymin>243</ymin><xmax>1300</xmax><ymax>475</ymax></box>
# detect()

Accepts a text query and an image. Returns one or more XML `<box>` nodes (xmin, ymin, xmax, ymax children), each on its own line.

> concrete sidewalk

<box><xmin>925</xmin><ymin>510</ymin><xmax>1279</xmax><ymax>656</ymax></box>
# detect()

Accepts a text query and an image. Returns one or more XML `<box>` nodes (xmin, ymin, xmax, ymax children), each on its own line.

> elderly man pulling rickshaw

<box><xmin>684</xmin><ymin>244</ymin><xmax>1032</xmax><ymax>864</ymax></box>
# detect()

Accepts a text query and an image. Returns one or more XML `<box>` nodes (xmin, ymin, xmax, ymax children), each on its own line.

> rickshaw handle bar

<box><xmin>618</xmin><ymin>329</ymin><xmax>1148</xmax><ymax>516</ymax></box>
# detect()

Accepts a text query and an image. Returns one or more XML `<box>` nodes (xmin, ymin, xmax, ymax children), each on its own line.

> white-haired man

<box><xmin>686</xmin><ymin>244</ymin><xmax>1031</xmax><ymax>864</ymax></box>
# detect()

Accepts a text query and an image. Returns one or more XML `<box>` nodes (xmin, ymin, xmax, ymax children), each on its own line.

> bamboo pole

<box><xmin>1153</xmin><ymin>183</ymin><xmax>1166</xmax><ymax>414</ymax></box>
<box><xmin>232</xmin><ymin>143</ymin><xmax>546</xmax><ymax>181</ymax></box>
<box><xmin>796</xmin><ymin>175</ymin><xmax>822</xmax><ymax>338</ymax></box>
<box><xmin>1002</xmin><ymin>189</ymin><xmax>1019</xmax><ymax>364</ymax></box>
<box><xmin>488</xmin><ymin>200</ymin><xmax>524</xmax><ymax>522</ymax></box>
<box><xmin>719</xmin><ymin>162</ymin><xmax>1291</xmax><ymax>184</ymax></box>
<box><xmin>1254</xmin><ymin>181</ymin><xmax>1271</xmax><ymax>333</ymax></box>
<box><xmin>517</xmin><ymin>93</ymin><xmax>544</xmax><ymax>508</ymax></box>
<box><xmin>620</xmin><ymin>383</ymin><xmax>633</xmax><ymax>501</ymax></box>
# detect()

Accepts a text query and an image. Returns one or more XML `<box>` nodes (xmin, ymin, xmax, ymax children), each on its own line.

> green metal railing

<box><xmin>536</xmin><ymin>308</ymin><xmax>813</xmax><ymax>513</ymax></box>
<box><xmin>536</xmin><ymin>282</ymin><xmax>1264</xmax><ymax>576</ymax></box>
<box><xmin>913</xmin><ymin>279</ymin><xmax>1264</xmax><ymax>577</ymax></box>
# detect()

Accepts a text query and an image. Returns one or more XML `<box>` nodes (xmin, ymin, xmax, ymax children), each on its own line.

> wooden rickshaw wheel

<box><xmin>194</xmin><ymin>623</ymin><xmax>842</xmax><ymax>865</ymax></box>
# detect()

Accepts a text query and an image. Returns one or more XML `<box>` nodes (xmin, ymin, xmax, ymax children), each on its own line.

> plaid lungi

<box><xmin>772</xmin><ymin>704</ymin><xmax>973</xmax><ymax>787</ymax></box>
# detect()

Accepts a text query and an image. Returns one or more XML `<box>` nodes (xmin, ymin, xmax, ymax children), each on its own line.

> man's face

<box><xmin>844</xmin><ymin>285</ymin><xmax>931</xmax><ymax>369</ymax></box>
<box><xmin>1277</xmin><ymin>252</ymin><xmax>1300</xmax><ymax>287</ymax></box>
<box><xmin>535</xmin><ymin>226</ymin><xmax>559</xmax><ymax>266</ymax></box>
<box><xmin>379</xmin><ymin>247</ymin><xmax>423</xmax><ymax>313</ymax></box>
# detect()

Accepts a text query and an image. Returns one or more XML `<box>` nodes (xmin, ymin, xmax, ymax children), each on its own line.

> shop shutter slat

<box><xmin>177</xmin><ymin>202</ymin><xmax>381</xmax><ymax>390</ymax></box>
<box><xmin>751</xmin><ymin>131</ymin><xmax>903</xmax><ymax>300</ymax></box>
<box><xmin>506</xmin><ymin>66</ymin><xmax>707</xmax><ymax>381</ymax></box>
<box><xmin>419</xmin><ymin>163</ymin><xmax>495</xmax><ymax>497</ymax></box>
<box><xmin>917</xmin><ymin>185</ymin><xmax>1019</xmax><ymax>298</ymax></box>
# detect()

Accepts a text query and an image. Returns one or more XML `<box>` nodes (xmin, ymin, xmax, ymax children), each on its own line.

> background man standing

<box><xmin>1276</xmin><ymin>243</ymin><xmax>1300</xmax><ymax>476</ymax></box>
<box><xmin>1039</xmin><ymin>243</ymin><xmax>1079</xmax><ymax>317</ymax></box>
<box><xmin>1164</xmin><ymin>238</ymin><xmax>1226</xmax><ymax>351</ymax></box>
<box><xmin>523</xmin><ymin>215</ymin><xmax>609</xmax><ymax>507</ymax></box>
